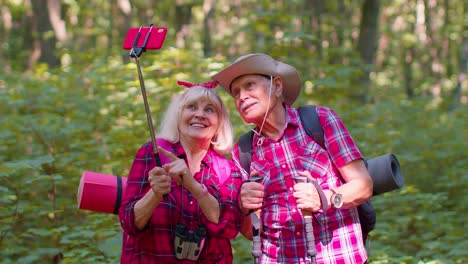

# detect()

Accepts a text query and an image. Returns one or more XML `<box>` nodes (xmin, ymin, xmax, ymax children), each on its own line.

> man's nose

<box><xmin>239</xmin><ymin>88</ymin><xmax>249</xmax><ymax>101</ymax></box>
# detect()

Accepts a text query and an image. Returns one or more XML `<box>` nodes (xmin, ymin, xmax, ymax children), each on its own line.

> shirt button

<box><xmin>296</xmin><ymin>232</ymin><xmax>300</xmax><ymax>236</ymax></box>
<box><xmin>289</xmin><ymin>187</ymin><xmax>293</xmax><ymax>191</ymax></box>
<box><xmin>190</xmin><ymin>201</ymin><xmax>193</xmax><ymax>205</ymax></box>
<box><xmin>292</xmin><ymin>209</ymin><xmax>296</xmax><ymax>213</ymax></box>
<box><xmin>282</xmin><ymin>164</ymin><xmax>286</xmax><ymax>169</ymax></box>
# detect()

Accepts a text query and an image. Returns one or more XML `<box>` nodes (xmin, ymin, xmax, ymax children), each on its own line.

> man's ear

<box><xmin>273</xmin><ymin>77</ymin><xmax>284</xmax><ymax>98</ymax></box>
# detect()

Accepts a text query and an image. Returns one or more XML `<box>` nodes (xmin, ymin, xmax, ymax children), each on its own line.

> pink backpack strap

<box><xmin>210</xmin><ymin>153</ymin><xmax>231</xmax><ymax>185</ymax></box>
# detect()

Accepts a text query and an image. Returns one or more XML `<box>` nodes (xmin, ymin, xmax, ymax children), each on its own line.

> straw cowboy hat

<box><xmin>211</xmin><ymin>53</ymin><xmax>302</xmax><ymax>105</ymax></box>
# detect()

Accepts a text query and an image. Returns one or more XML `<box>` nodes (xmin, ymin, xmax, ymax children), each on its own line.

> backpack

<box><xmin>238</xmin><ymin>105</ymin><xmax>377</xmax><ymax>242</ymax></box>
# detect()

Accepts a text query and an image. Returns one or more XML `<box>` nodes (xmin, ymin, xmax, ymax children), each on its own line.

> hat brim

<box><xmin>211</xmin><ymin>53</ymin><xmax>301</xmax><ymax>105</ymax></box>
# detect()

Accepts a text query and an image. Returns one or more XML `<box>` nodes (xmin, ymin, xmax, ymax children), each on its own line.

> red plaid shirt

<box><xmin>232</xmin><ymin>105</ymin><xmax>368</xmax><ymax>264</ymax></box>
<box><xmin>119</xmin><ymin>139</ymin><xmax>243</xmax><ymax>264</ymax></box>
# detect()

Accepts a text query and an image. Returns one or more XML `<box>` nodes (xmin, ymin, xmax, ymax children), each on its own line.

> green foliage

<box><xmin>2</xmin><ymin>50</ymin><xmax>466</xmax><ymax>263</ymax></box>
<box><xmin>0</xmin><ymin>0</ymin><xmax>466</xmax><ymax>263</ymax></box>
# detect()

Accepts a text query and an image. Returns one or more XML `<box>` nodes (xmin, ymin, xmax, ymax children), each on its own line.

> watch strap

<box><xmin>308</xmin><ymin>179</ymin><xmax>329</xmax><ymax>212</ymax></box>
<box><xmin>330</xmin><ymin>190</ymin><xmax>343</xmax><ymax>208</ymax></box>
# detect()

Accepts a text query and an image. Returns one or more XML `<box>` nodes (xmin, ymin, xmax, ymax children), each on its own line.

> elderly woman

<box><xmin>119</xmin><ymin>82</ymin><xmax>243</xmax><ymax>264</ymax></box>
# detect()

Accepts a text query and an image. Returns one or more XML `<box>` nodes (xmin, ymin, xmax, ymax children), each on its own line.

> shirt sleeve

<box><xmin>203</xmin><ymin>160</ymin><xmax>243</xmax><ymax>239</ymax></box>
<box><xmin>118</xmin><ymin>142</ymin><xmax>154</xmax><ymax>236</ymax></box>
<box><xmin>318</xmin><ymin>106</ymin><xmax>363</xmax><ymax>168</ymax></box>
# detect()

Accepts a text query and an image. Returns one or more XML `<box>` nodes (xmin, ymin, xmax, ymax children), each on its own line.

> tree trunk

<box><xmin>30</xmin><ymin>0</ymin><xmax>60</xmax><ymax>69</ymax></box>
<box><xmin>403</xmin><ymin>47</ymin><xmax>415</xmax><ymax>98</ymax></box>
<box><xmin>116</xmin><ymin>0</ymin><xmax>132</xmax><ymax>63</ymax></box>
<box><xmin>175</xmin><ymin>1</ymin><xmax>193</xmax><ymax>49</ymax></box>
<box><xmin>203</xmin><ymin>0</ymin><xmax>216</xmax><ymax>57</ymax></box>
<box><xmin>304</xmin><ymin>0</ymin><xmax>323</xmax><ymax>60</ymax></box>
<box><xmin>450</xmin><ymin>37</ymin><xmax>467</xmax><ymax>111</ymax></box>
<box><xmin>47</xmin><ymin>0</ymin><xmax>67</xmax><ymax>42</ymax></box>
<box><xmin>443</xmin><ymin>0</ymin><xmax>452</xmax><ymax>77</ymax></box>
<box><xmin>0</xmin><ymin>1</ymin><xmax>12</xmax><ymax>72</ymax></box>
<box><xmin>333</xmin><ymin>0</ymin><xmax>346</xmax><ymax>64</ymax></box>
<box><xmin>422</xmin><ymin>0</ymin><xmax>442</xmax><ymax>100</ymax></box>
<box><xmin>356</xmin><ymin>0</ymin><xmax>380</xmax><ymax>103</ymax></box>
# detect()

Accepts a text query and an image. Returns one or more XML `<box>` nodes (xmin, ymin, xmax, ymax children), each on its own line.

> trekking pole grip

<box><xmin>303</xmin><ymin>212</ymin><xmax>316</xmax><ymax>263</ymax></box>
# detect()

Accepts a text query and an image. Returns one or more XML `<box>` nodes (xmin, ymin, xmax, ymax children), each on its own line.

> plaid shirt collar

<box><xmin>253</xmin><ymin>103</ymin><xmax>301</xmax><ymax>143</ymax></box>
<box><xmin>171</xmin><ymin>141</ymin><xmax>211</xmax><ymax>168</ymax></box>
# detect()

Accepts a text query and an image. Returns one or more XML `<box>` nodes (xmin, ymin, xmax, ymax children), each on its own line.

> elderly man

<box><xmin>212</xmin><ymin>53</ymin><xmax>373</xmax><ymax>264</ymax></box>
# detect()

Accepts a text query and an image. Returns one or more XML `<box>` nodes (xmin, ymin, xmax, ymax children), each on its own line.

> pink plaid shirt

<box><xmin>232</xmin><ymin>105</ymin><xmax>368</xmax><ymax>264</ymax></box>
<box><xmin>119</xmin><ymin>139</ymin><xmax>243</xmax><ymax>264</ymax></box>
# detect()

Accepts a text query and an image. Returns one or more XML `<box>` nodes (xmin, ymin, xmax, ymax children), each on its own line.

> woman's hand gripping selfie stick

<box><xmin>128</xmin><ymin>25</ymin><xmax>166</xmax><ymax>201</ymax></box>
<box><xmin>77</xmin><ymin>25</ymin><xmax>169</xmax><ymax>213</ymax></box>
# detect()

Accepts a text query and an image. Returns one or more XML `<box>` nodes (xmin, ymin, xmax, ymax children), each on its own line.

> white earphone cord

<box><xmin>252</xmin><ymin>76</ymin><xmax>272</xmax><ymax>145</ymax></box>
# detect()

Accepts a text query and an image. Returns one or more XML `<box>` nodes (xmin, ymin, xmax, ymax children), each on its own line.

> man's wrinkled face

<box><xmin>230</xmin><ymin>74</ymin><xmax>274</xmax><ymax>124</ymax></box>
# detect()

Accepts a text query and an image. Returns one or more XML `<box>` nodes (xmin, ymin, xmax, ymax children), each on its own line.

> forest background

<box><xmin>0</xmin><ymin>0</ymin><xmax>466</xmax><ymax>263</ymax></box>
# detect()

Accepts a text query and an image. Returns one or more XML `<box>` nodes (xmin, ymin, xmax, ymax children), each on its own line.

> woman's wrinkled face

<box><xmin>179</xmin><ymin>98</ymin><xmax>219</xmax><ymax>143</ymax></box>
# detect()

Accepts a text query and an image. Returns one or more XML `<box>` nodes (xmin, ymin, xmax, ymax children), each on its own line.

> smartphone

<box><xmin>122</xmin><ymin>26</ymin><xmax>167</xmax><ymax>50</ymax></box>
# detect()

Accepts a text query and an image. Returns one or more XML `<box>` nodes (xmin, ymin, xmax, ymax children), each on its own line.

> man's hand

<box><xmin>239</xmin><ymin>181</ymin><xmax>264</xmax><ymax>214</ymax></box>
<box><xmin>293</xmin><ymin>170</ymin><xmax>322</xmax><ymax>213</ymax></box>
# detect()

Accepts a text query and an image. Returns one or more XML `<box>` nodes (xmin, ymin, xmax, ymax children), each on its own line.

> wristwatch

<box><xmin>330</xmin><ymin>190</ymin><xmax>343</xmax><ymax>209</ymax></box>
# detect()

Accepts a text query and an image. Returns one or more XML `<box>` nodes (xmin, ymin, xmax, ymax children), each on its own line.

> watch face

<box><xmin>332</xmin><ymin>193</ymin><xmax>343</xmax><ymax>208</ymax></box>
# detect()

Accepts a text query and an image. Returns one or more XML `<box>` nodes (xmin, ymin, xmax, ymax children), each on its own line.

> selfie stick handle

<box><xmin>130</xmin><ymin>25</ymin><xmax>161</xmax><ymax>166</ymax></box>
<box><xmin>129</xmin><ymin>25</ymin><xmax>167</xmax><ymax>201</ymax></box>
<box><xmin>133</xmin><ymin>57</ymin><xmax>162</xmax><ymax>167</ymax></box>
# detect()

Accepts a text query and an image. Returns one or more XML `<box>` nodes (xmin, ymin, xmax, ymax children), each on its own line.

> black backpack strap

<box><xmin>298</xmin><ymin>105</ymin><xmax>376</xmax><ymax>242</ymax></box>
<box><xmin>298</xmin><ymin>105</ymin><xmax>325</xmax><ymax>149</ymax></box>
<box><xmin>238</xmin><ymin>131</ymin><xmax>254</xmax><ymax>175</ymax></box>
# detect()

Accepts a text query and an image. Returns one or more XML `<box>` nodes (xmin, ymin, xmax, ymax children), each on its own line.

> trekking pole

<box><xmin>251</xmin><ymin>211</ymin><xmax>261</xmax><ymax>264</ymax></box>
<box><xmin>295</xmin><ymin>176</ymin><xmax>317</xmax><ymax>264</ymax></box>
<box><xmin>303</xmin><ymin>211</ymin><xmax>316</xmax><ymax>264</ymax></box>
<box><xmin>245</xmin><ymin>178</ymin><xmax>262</xmax><ymax>264</ymax></box>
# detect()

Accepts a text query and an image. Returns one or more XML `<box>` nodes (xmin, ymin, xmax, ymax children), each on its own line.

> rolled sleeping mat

<box><xmin>366</xmin><ymin>153</ymin><xmax>404</xmax><ymax>196</ymax></box>
<box><xmin>77</xmin><ymin>171</ymin><xmax>127</xmax><ymax>215</ymax></box>
<box><xmin>76</xmin><ymin>153</ymin><xmax>404</xmax><ymax>214</ymax></box>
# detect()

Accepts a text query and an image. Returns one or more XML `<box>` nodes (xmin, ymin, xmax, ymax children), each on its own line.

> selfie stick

<box><xmin>129</xmin><ymin>25</ymin><xmax>161</xmax><ymax>167</ymax></box>
<box><xmin>129</xmin><ymin>25</ymin><xmax>166</xmax><ymax>200</ymax></box>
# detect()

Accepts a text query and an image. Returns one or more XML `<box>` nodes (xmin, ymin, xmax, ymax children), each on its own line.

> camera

<box><xmin>174</xmin><ymin>223</ymin><xmax>207</xmax><ymax>260</ymax></box>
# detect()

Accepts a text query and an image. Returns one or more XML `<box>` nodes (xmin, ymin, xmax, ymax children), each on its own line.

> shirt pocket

<box><xmin>296</xmin><ymin>141</ymin><xmax>329</xmax><ymax>185</ymax></box>
<box><xmin>249</xmin><ymin>159</ymin><xmax>271</xmax><ymax>184</ymax></box>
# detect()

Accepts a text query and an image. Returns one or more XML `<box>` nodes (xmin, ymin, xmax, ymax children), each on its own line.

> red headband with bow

<box><xmin>177</xmin><ymin>80</ymin><xmax>218</xmax><ymax>89</ymax></box>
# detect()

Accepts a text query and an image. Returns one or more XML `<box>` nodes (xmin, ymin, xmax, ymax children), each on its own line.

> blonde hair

<box><xmin>158</xmin><ymin>86</ymin><xmax>234</xmax><ymax>155</ymax></box>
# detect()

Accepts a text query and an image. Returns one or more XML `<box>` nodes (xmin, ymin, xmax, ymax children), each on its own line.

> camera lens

<box><xmin>194</xmin><ymin>225</ymin><xmax>207</xmax><ymax>242</ymax></box>
<box><xmin>175</xmin><ymin>223</ymin><xmax>187</xmax><ymax>238</ymax></box>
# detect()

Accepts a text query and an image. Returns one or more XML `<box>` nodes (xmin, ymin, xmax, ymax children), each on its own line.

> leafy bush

<box><xmin>1</xmin><ymin>53</ymin><xmax>466</xmax><ymax>263</ymax></box>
